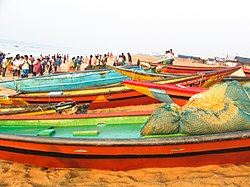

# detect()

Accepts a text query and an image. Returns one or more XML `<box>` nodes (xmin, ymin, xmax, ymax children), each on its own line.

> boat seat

<box><xmin>37</xmin><ymin>128</ymin><xmax>56</xmax><ymax>136</ymax></box>
<box><xmin>72</xmin><ymin>130</ymin><xmax>99</xmax><ymax>136</ymax></box>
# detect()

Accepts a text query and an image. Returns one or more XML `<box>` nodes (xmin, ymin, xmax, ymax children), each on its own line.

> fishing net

<box><xmin>140</xmin><ymin>104</ymin><xmax>181</xmax><ymax>136</ymax></box>
<box><xmin>141</xmin><ymin>81</ymin><xmax>250</xmax><ymax>136</ymax></box>
<box><xmin>243</xmin><ymin>82</ymin><xmax>250</xmax><ymax>95</ymax></box>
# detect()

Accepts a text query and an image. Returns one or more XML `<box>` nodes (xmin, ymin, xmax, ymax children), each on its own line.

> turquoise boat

<box><xmin>0</xmin><ymin>70</ymin><xmax>131</xmax><ymax>92</ymax></box>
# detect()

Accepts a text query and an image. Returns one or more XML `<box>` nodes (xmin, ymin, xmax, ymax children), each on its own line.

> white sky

<box><xmin>0</xmin><ymin>0</ymin><xmax>250</xmax><ymax>57</ymax></box>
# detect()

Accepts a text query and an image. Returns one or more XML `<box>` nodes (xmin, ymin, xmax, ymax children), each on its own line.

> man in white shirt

<box><xmin>13</xmin><ymin>54</ymin><xmax>22</xmax><ymax>79</ymax></box>
<box><xmin>163</xmin><ymin>50</ymin><xmax>174</xmax><ymax>65</ymax></box>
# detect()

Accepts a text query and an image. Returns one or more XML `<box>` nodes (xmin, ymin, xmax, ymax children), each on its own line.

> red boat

<box><xmin>123</xmin><ymin>80</ymin><xmax>207</xmax><ymax>106</ymax></box>
<box><xmin>0</xmin><ymin>111</ymin><xmax>250</xmax><ymax>170</ymax></box>
<box><xmin>161</xmin><ymin>64</ymin><xmax>224</xmax><ymax>74</ymax></box>
<box><xmin>148</xmin><ymin>63</ymin><xmax>250</xmax><ymax>77</ymax></box>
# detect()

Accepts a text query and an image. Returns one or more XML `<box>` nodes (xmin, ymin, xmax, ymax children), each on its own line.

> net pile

<box><xmin>141</xmin><ymin>81</ymin><xmax>250</xmax><ymax>136</ymax></box>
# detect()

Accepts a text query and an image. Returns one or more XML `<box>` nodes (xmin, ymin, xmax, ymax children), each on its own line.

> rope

<box><xmin>197</xmin><ymin>72</ymin><xmax>204</xmax><ymax>87</ymax></box>
<box><xmin>38</xmin><ymin>106</ymin><xmax>46</xmax><ymax>115</ymax></box>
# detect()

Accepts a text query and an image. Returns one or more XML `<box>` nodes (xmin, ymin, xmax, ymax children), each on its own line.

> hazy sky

<box><xmin>0</xmin><ymin>0</ymin><xmax>249</xmax><ymax>57</ymax></box>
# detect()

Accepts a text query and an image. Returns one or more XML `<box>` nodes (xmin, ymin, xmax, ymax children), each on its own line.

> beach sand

<box><xmin>0</xmin><ymin>55</ymin><xmax>250</xmax><ymax>186</ymax></box>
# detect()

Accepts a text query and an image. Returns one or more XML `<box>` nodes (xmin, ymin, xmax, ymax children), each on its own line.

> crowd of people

<box><xmin>0</xmin><ymin>52</ymin><xmax>70</xmax><ymax>79</ymax></box>
<box><xmin>0</xmin><ymin>51</ymin><xmax>134</xmax><ymax>79</ymax></box>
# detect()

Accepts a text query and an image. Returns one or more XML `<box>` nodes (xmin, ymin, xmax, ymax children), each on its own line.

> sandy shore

<box><xmin>0</xmin><ymin>54</ymin><xmax>250</xmax><ymax>186</ymax></box>
<box><xmin>1</xmin><ymin>161</ymin><xmax>250</xmax><ymax>187</ymax></box>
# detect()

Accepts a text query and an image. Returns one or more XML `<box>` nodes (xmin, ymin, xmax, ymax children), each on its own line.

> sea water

<box><xmin>0</xmin><ymin>39</ymin><xmax>84</xmax><ymax>58</ymax></box>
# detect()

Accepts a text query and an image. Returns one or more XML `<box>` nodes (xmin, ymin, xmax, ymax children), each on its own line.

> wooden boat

<box><xmin>109</xmin><ymin>66</ymin><xmax>191</xmax><ymax>81</ymax></box>
<box><xmin>160</xmin><ymin>64</ymin><xmax>225</xmax><ymax>74</ymax></box>
<box><xmin>10</xmin><ymin>66</ymin><xmax>239</xmax><ymax>109</ymax></box>
<box><xmin>0</xmin><ymin>111</ymin><xmax>250</xmax><ymax>170</ymax></box>
<box><xmin>157</xmin><ymin>64</ymin><xmax>250</xmax><ymax>77</ymax></box>
<box><xmin>0</xmin><ymin>102</ymin><xmax>85</xmax><ymax>116</ymax></box>
<box><xmin>11</xmin><ymin>83</ymin><xmax>160</xmax><ymax>109</ymax></box>
<box><xmin>141</xmin><ymin>61</ymin><xmax>250</xmax><ymax>76</ymax></box>
<box><xmin>111</xmin><ymin>65</ymin><xmax>241</xmax><ymax>87</ymax></box>
<box><xmin>0</xmin><ymin>70</ymin><xmax>131</xmax><ymax>92</ymax></box>
<box><xmin>123</xmin><ymin>80</ymin><xmax>207</xmax><ymax>106</ymax></box>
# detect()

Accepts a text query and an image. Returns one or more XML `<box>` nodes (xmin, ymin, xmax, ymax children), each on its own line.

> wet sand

<box><xmin>0</xmin><ymin>55</ymin><xmax>250</xmax><ymax>186</ymax></box>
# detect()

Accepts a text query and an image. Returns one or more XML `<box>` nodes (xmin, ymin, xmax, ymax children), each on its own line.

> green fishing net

<box><xmin>141</xmin><ymin>81</ymin><xmax>250</xmax><ymax>135</ymax></box>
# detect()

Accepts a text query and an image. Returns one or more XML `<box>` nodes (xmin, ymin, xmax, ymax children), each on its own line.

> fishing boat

<box><xmin>141</xmin><ymin>60</ymin><xmax>250</xmax><ymax>75</ymax></box>
<box><xmin>0</xmin><ymin>70</ymin><xmax>131</xmax><ymax>92</ymax></box>
<box><xmin>123</xmin><ymin>80</ymin><xmax>207</xmax><ymax>106</ymax></box>
<box><xmin>0</xmin><ymin>111</ymin><xmax>250</xmax><ymax>170</ymax></box>
<box><xmin>10</xmin><ymin>66</ymin><xmax>239</xmax><ymax>109</ymax></box>
<box><xmin>110</xmin><ymin>65</ymin><xmax>241</xmax><ymax>87</ymax></box>
<box><xmin>10</xmin><ymin>83</ymin><xmax>160</xmax><ymax>109</ymax></box>
<box><xmin>109</xmin><ymin>65</ymin><xmax>191</xmax><ymax>81</ymax></box>
<box><xmin>160</xmin><ymin>64</ymin><xmax>225</xmax><ymax>74</ymax></box>
<box><xmin>155</xmin><ymin>63</ymin><xmax>250</xmax><ymax>77</ymax></box>
<box><xmin>0</xmin><ymin>102</ymin><xmax>85</xmax><ymax>116</ymax></box>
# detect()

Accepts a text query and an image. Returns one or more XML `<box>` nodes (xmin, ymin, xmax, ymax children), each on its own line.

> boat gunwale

<box><xmin>113</xmin><ymin>67</ymin><xmax>192</xmax><ymax>77</ymax></box>
<box><xmin>0</xmin><ymin>128</ymin><xmax>250</xmax><ymax>147</ymax></box>
<box><xmin>0</xmin><ymin>69</ymin><xmax>112</xmax><ymax>83</ymax></box>
<box><xmin>165</xmin><ymin>64</ymin><xmax>225</xmax><ymax>70</ymax></box>
<box><xmin>0</xmin><ymin>111</ymin><xmax>153</xmax><ymax>120</ymax></box>
<box><xmin>15</xmin><ymin>86</ymin><xmax>134</xmax><ymax>98</ymax></box>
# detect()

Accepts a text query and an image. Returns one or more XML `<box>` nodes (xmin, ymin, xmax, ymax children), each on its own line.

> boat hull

<box><xmin>0</xmin><ymin>112</ymin><xmax>250</xmax><ymax>170</ymax></box>
<box><xmin>161</xmin><ymin>65</ymin><xmax>224</xmax><ymax>74</ymax></box>
<box><xmin>0</xmin><ymin>132</ymin><xmax>250</xmax><ymax>170</ymax></box>
<box><xmin>0</xmin><ymin>70</ymin><xmax>130</xmax><ymax>92</ymax></box>
<box><xmin>13</xmin><ymin>90</ymin><xmax>160</xmax><ymax>110</ymax></box>
<box><xmin>124</xmin><ymin>80</ymin><xmax>206</xmax><ymax>106</ymax></box>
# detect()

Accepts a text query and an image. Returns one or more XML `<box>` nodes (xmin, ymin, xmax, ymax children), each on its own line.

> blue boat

<box><xmin>0</xmin><ymin>70</ymin><xmax>131</xmax><ymax>92</ymax></box>
<box><xmin>235</xmin><ymin>56</ymin><xmax>250</xmax><ymax>64</ymax></box>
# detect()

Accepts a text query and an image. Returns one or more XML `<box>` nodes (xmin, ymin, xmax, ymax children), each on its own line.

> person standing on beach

<box><xmin>21</xmin><ymin>55</ymin><xmax>30</xmax><ymax>78</ymax></box>
<box><xmin>121</xmin><ymin>53</ymin><xmax>126</xmax><ymax>62</ymax></box>
<box><xmin>102</xmin><ymin>54</ymin><xmax>108</xmax><ymax>66</ymax></box>
<box><xmin>74</xmin><ymin>56</ymin><xmax>79</xmax><ymax>70</ymax></box>
<box><xmin>98</xmin><ymin>55</ymin><xmax>103</xmax><ymax>66</ymax></box>
<box><xmin>76</xmin><ymin>56</ymin><xmax>82</xmax><ymax>71</ymax></box>
<box><xmin>137</xmin><ymin>59</ymin><xmax>140</xmax><ymax>66</ymax></box>
<box><xmin>51</xmin><ymin>55</ymin><xmax>56</xmax><ymax>73</ymax></box>
<box><xmin>13</xmin><ymin>54</ymin><xmax>22</xmax><ymax>79</ymax></box>
<box><xmin>56</xmin><ymin>56</ymin><xmax>61</xmax><ymax>72</ymax></box>
<box><xmin>127</xmin><ymin>53</ymin><xmax>132</xmax><ymax>65</ymax></box>
<box><xmin>29</xmin><ymin>55</ymin><xmax>34</xmax><ymax>74</ymax></box>
<box><xmin>86</xmin><ymin>55</ymin><xmax>93</xmax><ymax>69</ymax></box>
<box><xmin>93</xmin><ymin>55</ymin><xmax>98</xmax><ymax>67</ymax></box>
<box><xmin>1</xmin><ymin>55</ymin><xmax>9</xmax><ymax>77</ymax></box>
<box><xmin>0</xmin><ymin>52</ymin><xmax>3</xmax><ymax>75</ymax></box>
<box><xmin>33</xmin><ymin>58</ymin><xmax>43</xmax><ymax>76</ymax></box>
<box><xmin>68</xmin><ymin>57</ymin><xmax>75</xmax><ymax>72</ymax></box>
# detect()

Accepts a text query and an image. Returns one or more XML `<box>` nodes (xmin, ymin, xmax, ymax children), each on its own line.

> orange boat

<box><xmin>0</xmin><ymin>111</ymin><xmax>250</xmax><ymax>170</ymax></box>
